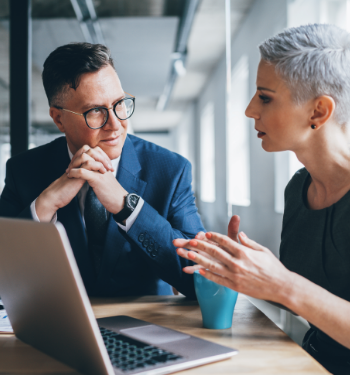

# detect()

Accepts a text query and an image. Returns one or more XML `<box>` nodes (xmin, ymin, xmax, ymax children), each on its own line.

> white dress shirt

<box><xmin>30</xmin><ymin>144</ymin><xmax>144</xmax><ymax>232</ymax></box>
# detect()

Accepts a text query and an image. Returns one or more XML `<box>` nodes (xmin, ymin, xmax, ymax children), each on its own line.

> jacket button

<box><xmin>143</xmin><ymin>239</ymin><xmax>149</xmax><ymax>248</ymax></box>
<box><xmin>138</xmin><ymin>233</ymin><xmax>145</xmax><ymax>243</ymax></box>
<box><xmin>151</xmin><ymin>245</ymin><xmax>160</xmax><ymax>257</ymax></box>
<box><xmin>147</xmin><ymin>240</ymin><xmax>155</xmax><ymax>252</ymax></box>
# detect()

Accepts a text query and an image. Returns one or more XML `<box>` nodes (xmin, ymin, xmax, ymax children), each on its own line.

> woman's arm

<box><xmin>173</xmin><ymin>232</ymin><xmax>350</xmax><ymax>350</ymax></box>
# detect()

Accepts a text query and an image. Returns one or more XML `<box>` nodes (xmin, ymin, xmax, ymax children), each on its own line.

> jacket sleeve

<box><xmin>125</xmin><ymin>160</ymin><xmax>205</xmax><ymax>299</ymax></box>
<box><xmin>0</xmin><ymin>159</ymin><xmax>33</xmax><ymax>220</ymax></box>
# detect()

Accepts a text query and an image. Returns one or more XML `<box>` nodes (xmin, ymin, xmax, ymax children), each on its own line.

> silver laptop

<box><xmin>0</xmin><ymin>218</ymin><xmax>237</xmax><ymax>375</ymax></box>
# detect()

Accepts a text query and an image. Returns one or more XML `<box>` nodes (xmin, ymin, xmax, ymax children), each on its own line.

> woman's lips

<box><xmin>101</xmin><ymin>136</ymin><xmax>120</xmax><ymax>146</ymax></box>
<box><xmin>257</xmin><ymin>131</ymin><xmax>266</xmax><ymax>138</ymax></box>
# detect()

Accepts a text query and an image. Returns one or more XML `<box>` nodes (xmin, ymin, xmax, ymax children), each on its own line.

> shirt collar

<box><xmin>67</xmin><ymin>144</ymin><xmax>120</xmax><ymax>172</ymax></box>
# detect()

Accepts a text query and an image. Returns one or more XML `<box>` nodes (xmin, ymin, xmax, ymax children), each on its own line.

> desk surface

<box><xmin>0</xmin><ymin>295</ymin><xmax>328</xmax><ymax>374</ymax></box>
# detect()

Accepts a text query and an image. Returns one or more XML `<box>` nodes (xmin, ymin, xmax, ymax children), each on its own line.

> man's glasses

<box><xmin>56</xmin><ymin>93</ymin><xmax>135</xmax><ymax>130</ymax></box>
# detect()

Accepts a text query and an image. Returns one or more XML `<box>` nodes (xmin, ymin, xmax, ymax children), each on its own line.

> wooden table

<box><xmin>0</xmin><ymin>295</ymin><xmax>329</xmax><ymax>374</ymax></box>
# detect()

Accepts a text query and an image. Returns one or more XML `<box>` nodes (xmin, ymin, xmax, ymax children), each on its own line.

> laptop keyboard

<box><xmin>99</xmin><ymin>326</ymin><xmax>183</xmax><ymax>373</ymax></box>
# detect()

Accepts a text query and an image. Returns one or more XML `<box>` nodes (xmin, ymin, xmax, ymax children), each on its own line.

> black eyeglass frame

<box><xmin>56</xmin><ymin>93</ymin><xmax>136</xmax><ymax>130</ymax></box>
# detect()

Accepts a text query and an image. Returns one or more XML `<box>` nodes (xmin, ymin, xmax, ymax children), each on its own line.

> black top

<box><xmin>280</xmin><ymin>168</ymin><xmax>350</xmax><ymax>359</ymax></box>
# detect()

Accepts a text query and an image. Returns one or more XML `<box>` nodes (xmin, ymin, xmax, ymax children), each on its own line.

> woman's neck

<box><xmin>294</xmin><ymin>123</ymin><xmax>350</xmax><ymax>207</ymax></box>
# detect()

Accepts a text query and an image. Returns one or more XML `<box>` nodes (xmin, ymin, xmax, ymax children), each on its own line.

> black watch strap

<box><xmin>113</xmin><ymin>193</ymin><xmax>140</xmax><ymax>224</ymax></box>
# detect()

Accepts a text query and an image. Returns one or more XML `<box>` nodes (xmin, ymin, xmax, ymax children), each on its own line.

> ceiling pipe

<box><xmin>156</xmin><ymin>0</ymin><xmax>201</xmax><ymax>111</ymax></box>
<box><xmin>70</xmin><ymin>0</ymin><xmax>105</xmax><ymax>45</ymax></box>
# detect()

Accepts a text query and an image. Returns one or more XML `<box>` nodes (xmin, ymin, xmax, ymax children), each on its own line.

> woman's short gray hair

<box><xmin>259</xmin><ymin>24</ymin><xmax>350</xmax><ymax>126</ymax></box>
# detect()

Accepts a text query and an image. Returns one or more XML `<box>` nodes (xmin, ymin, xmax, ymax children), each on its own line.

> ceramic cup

<box><xmin>194</xmin><ymin>270</ymin><xmax>239</xmax><ymax>329</ymax></box>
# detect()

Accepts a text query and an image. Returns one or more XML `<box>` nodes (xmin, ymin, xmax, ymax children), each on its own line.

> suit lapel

<box><xmin>52</xmin><ymin>137</ymin><xmax>96</xmax><ymax>293</ymax></box>
<box><xmin>95</xmin><ymin>136</ymin><xmax>147</xmax><ymax>292</ymax></box>
<box><xmin>116</xmin><ymin>136</ymin><xmax>147</xmax><ymax>196</ymax></box>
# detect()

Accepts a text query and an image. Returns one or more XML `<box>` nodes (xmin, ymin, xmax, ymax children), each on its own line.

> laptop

<box><xmin>0</xmin><ymin>218</ymin><xmax>237</xmax><ymax>375</ymax></box>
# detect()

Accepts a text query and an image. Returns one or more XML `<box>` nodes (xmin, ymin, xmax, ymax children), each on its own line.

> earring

<box><xmin>311</xmin><ymin>124</ymin><xmax>316</xmax><ymax>129</ymax></box>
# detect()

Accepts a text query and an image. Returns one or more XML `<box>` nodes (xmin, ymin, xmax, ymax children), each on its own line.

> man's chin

<box><xmin>98</xmin><ymin>143</ymin><xmax>123</xmax><ymax>161</ymax></box>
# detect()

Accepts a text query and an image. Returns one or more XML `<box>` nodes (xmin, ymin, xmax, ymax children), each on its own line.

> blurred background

<box><xmin>0</xmin><ymin>0</ymin><xmax>349</xmax><ymax>347</ymax></box>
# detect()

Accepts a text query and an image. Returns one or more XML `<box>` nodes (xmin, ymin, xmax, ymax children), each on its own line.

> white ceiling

<box><xmin>0</xmin><ymin>0</ymin><xmax>256</xmax><ymax>132</ymax></box>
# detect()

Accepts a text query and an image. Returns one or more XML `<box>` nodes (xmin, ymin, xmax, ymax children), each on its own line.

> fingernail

<box><xmin>188</xmin><ymin>252</ymin><xmax>196</xmax><ymax>260</ymax></box>
<box><xmin>189</xmin><ymin>240</ymin><xmax>198</xmax><ymax>247</ymax></box>
<box><xmin>205</xmin><ymin>232</ymin><xmax>212</xmax><ymax>239</ymax></box>
<box><xmin>199</xmin><ymin>269</ymin><xmax>206</xmax><ymax>276</ymax></box>
<box><xmin>240</xmin><ymin>232</ymin><xmax>247</xmax><ymax>238</ymax></box>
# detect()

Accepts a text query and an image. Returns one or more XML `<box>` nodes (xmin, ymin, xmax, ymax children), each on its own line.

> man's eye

<box><xmin>259</xmin><ymin>95</ymin><xmax>270</xmax><ymax>104</ymax></box>
<box><xmin>93</xmin><ymin>108</ymin><xmax>102</xmax><ymax>113</ymax></box>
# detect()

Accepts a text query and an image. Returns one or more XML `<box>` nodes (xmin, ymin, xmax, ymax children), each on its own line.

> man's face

<box><xmin>52</xmin><ymin>65</ymin><xmax>128</xmax><ymax>160</ymax></box>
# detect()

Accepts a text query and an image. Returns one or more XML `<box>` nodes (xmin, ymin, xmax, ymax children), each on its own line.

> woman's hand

<box><xmin>174</xmin><ymin>230</ymin><xmax>295</xmax><ymax>305</ymax></box>
<box><xmin>175</xmin><ymin>216</ymin><xmax>241</xmax><ymax>274</ymax></box>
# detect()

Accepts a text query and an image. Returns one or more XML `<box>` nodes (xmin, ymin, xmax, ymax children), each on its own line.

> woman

<box><xmin>174</xmin><ymin>24</ymin><xmax>350</xmax><ymax>374</ymax></box>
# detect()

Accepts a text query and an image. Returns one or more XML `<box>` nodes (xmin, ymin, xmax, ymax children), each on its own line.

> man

<box><xmin>0</xmin><ymin>43</ymin><xmax>204</xmax><ymax>298</ymax></box>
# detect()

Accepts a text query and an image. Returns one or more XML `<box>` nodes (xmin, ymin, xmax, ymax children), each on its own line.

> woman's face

<box><xmin>245</xmin><ymin>60</ymin><xmax>313</xmax><ymax>152</ymax></box>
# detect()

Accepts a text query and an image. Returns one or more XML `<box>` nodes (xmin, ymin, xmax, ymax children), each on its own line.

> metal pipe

<box><xmin>156</xmin><ymin>0</ymin><xmax>200</xmax><ymax>111</ymax></box>
<box><xmin>10</xmin><ymin>0</ymin><xmax>31</xmax><ymax>156</ymax></box>
<box><xmin>70</xmin><ymin>0</ymin><xmax>105</xmax><ymax>45</ymax></box>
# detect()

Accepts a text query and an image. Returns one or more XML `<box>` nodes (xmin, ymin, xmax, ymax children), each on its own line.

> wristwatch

<box><xmin>113</xmin><ymin>193</ymin><xmax>140</xmax><ymax>224</ymax></box>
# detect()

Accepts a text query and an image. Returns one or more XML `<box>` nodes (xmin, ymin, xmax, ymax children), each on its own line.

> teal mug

<box><xmin>194</xmin><ymin>270</ymin><xmax>238</xmax><ymax>329</ymax></box>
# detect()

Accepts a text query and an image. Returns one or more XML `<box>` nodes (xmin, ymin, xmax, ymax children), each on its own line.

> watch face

<box><xmin>127</xmin><ymin>194</ymin><xmax>139</xmax><ymax>210</ymax></box>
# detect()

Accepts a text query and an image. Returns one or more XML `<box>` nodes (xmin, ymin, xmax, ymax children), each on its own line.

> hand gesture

<box><xmin>35</xmin><ymin>145</ymin><xmax>115</xmax><ymax>222</ymax></box>
<box><xmin>67</xmin><ymin>145</ymin><xmax>127</xmax><ymax>214</ymax></box>
<box><xmin>175</xmin><ymin>230</ymin><xmax>294</xmax><ymax>303</ymax></box>
<box><xmin>174</xmin><ymin>215</ymin><xmax>241</xmax><ymax>274</ymax></box>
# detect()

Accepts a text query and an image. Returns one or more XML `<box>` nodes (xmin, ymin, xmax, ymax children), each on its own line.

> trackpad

<box><xmin>120</xmin><ymin>325</ymin><xmax>190</xmax><ymax>345</ymax></box>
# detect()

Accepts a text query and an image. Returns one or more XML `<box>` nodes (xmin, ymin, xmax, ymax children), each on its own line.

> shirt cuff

<box><xmin>30</xmin><ymin>199</ymin><xmax>57</xmax><ymax>224</ymax></box>
<box><xmin>117</xmin><ymin>197</ymin><xmax>144</xmax><ymax>233</ymax></box>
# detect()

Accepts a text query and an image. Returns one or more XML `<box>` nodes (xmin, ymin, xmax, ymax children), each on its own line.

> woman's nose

<box><xmin>245</xmin><ymin>96</ymin><xmax>260</xmax><ymax>120</ymax></box>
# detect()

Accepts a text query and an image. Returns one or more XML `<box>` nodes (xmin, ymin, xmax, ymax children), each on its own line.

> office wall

<box><xmin>195</xmin><ymin>0</ymin><xmax>288</xmax><ymax>256</ymax></box>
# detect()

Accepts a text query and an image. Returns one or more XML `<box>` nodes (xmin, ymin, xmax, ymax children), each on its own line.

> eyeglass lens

<box><xmin>85</xmin><ymin>98</ymin><xmax>134</xmax><ymax>129</ymax></box>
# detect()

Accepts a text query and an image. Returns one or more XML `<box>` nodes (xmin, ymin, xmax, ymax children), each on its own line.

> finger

<box><xmin>205</xmin><ymin>232</ymin><xmax>244</xmax><ymax>257</ymax></box>
<box><xmin>195</xmin><ymin>231</ymin><xmax>206</xmax><ymax>240</ymax></box>
<box><xmin>182</xmin><ymin>265</ymin><xmax>203</xmax><ymax>274</ymax></box>
<box><xmin>67</xmin><ymin>153</ymin><xmax>102</xmax><ymax>173</ymax></box>
<box><xmin>85</xmin><ymin>147</ymin><xmax>113</xmax><ymax>172</ymax></box>
<box><xmin>173</xmin><ymin>238</ymin><xmax>191</xmax><ymax>248</ymax></box>
<box><xmin>66</xmin><ymin>146</ymin><xmax>93</xmax><ymax>173</ymax></box>
<box><xmin>71</xmin><ymin>144</ymin><xmax>91</xmax><ymax>163</ymax></box>
<box><xmin>81</xmin><ymin>160</ymin><xmax>108</xmax><ymax>174</ymax></box>
<box><xmin>239</xmin><ymin>232</ymin><xmax>266</xmax><ymax>252</ymax></box>
<box><xmin>176</xmin><ymin>247</ymin><xmax>191</xmax><ymax>259</ymax></box>
<box><xmin>187</xmin><ymin>239</ymin><xmax>236</xmax><ymax>264</ymax></box>
<box><xmin>228</xmin><ymin>215</ymin><xmax>240</xmax><ymax>242</ymax></box>
<box><xmin>67</xmin><ymin>167</ymin><xmax>97</xmax><ymax>182</ymax></box>
<box><xmin>199</xmin><ymin>269</ymin><xmax>238</xmax><ymax>291</ymax></box>
<box><xmin>186</xmin><ymin>250</ymin><xmax>233</xmax><ymax>278</ymax></box>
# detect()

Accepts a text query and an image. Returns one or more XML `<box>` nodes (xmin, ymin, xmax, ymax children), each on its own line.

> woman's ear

<box><xmin>310</xmin><ymin>95</ymin><xmax>335</xmax><ymax>129</ymax></box>
<box><xmin>50</xmin><ymin>107</ymin><xmax>65</xmax><ymax>133</ymax></box>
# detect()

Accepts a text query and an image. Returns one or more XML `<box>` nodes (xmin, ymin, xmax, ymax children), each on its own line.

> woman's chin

<box><xmin>261</xmin><ymin>139</ymin><xmax>282</xmax><ymax>153</ymax></box>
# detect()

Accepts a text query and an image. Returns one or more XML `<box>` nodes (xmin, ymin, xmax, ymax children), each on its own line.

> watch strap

<box><xmin>113</xmin><ymin>193</ymin><xmax>140</xmax><ymax>224</ymax></box>
<box><xmin>113</xmin><ymin>206</ymin><xmax>132</xmax><ymax>224</ymax></box>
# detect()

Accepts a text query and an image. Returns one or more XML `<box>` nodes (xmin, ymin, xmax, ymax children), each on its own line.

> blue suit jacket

<box><xmin>0</xmin><ymin>135</ymin><xmax>204</xmax><ymax>298</ymax></box>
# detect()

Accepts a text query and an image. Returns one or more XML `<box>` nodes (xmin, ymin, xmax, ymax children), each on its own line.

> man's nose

<box><xmin>245</xmin><ymin>96</ymin><xmax>260</xmax><ymax>120</ymax></box>
<box><xmin>104</xmin><ymin>107</ymin><xmax>121</xmax><ymax>130</ymax></box>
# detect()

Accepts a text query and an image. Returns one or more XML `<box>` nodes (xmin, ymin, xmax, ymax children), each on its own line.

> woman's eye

<box><xmin>259</xmin><ymin>95</ymin><xmax>270</xmax><ymax>104</ymax></box>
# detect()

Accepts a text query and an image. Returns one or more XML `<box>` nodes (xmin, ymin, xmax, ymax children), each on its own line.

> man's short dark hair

<box><xmin>42</xmin><ymin>42</ymin><xmax>115</xmax><ymax>106</ymax></box>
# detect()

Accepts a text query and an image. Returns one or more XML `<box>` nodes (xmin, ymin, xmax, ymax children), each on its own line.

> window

<box><xmin>200</xmin><ymin>101</ymin><xmax>216</xmax><ymax>203</ymax></box>
<box><xmin>226</xmin><ymin>55</ymin><xmax>250</xmax><ymax>207</ymax></box>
